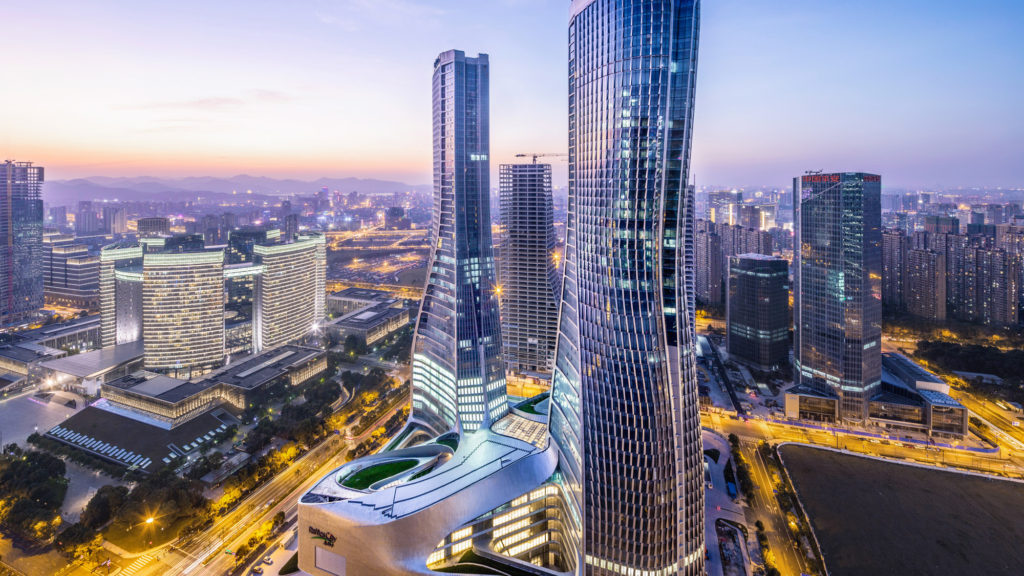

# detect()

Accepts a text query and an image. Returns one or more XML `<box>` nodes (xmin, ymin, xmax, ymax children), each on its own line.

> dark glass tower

<box><xmin>793</xmin><ymin>172</ymin><xmax>883</xmax><ymax>421</ymax></box>
<box><xmin>727</xmin><ymin>254</ymin><xmax>790</xmax><ymax>370</ymax></box>
<box><xmin>1</xmin><ymin>161</ymin><xmax>44</xmax><ymax>325</ymax></box>
<box><xmin>412</xmin><ymin>50</ymin><xmax>508</xmax><ymax>434</ymax></box>
<box><xmin>551</xmin><ymin>2</ymin><xmax>704</xmax><ymax>574</ymax></box>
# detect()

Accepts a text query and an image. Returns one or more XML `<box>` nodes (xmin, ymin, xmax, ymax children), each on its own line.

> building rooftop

<box><xmin>0</xmin><ymin>342</ymin><xmax>64</xmax><ymax>364</ymax></box>
<box><xmin>104</xmin><ymin>371</ymin><xmax>211</xmax><ymax>403</ymax></box>
<box><xmin>329</xmin><ymin>287</ymin><xmax>396</xmax><ymax>302</ymax></box>
<box><xmin>881</xmin><ymin>353</ymin><xmax>944</xmax><ymax>387</ymax></box>
<box><xmin>734</xmin><ymin>252</ymin><xmax>785</xmax><ymax>262</ymax></box>
<box><xmin>208</xmin><ymin>345</ymin><xmax>323</xmax><ymax>390</ymax></box>
<box><xmin>39</xmin><ymin>341</ymin><xmax>144</xmax><ymax>378</ymax></box>
<box><xmin>331</xmin><ymin>304</ymin><xmax>407</xmax><ymax>329</ymax></box>
<box><xmin>918</xmin><ymin>389</ymin><xmax>964</xmax><ymax>409</ymax></box>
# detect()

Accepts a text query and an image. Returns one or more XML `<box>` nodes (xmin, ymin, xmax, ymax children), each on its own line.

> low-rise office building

<box><xmin>325</xmin><ymin>287</ymin><xmax>410</xmax><ymax>347</ymax></box>
<box><xmin>785</xmin><ymin>353</ymin><xmax>967</xmax><ymax>437</ymax></box>
<box><xmin>37</xmin><ymin>341</ymin><xmax>145</xmax><ymax>396</ymax></box>
<box><xmin>99</xmin><ymin>345</ymin><xmax>327</xmax><ymax>429</ymax></box>
<box><xmin>0</xmin><ymin>341</ymin><xmax>65</xmax><ymax>394</ymax></box>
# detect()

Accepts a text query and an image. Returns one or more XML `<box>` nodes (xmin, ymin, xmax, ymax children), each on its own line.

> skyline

<box><xmin>2</xmin><ymin>0</ymin><xmax>1023</xmax><ymax>188</ymax></box>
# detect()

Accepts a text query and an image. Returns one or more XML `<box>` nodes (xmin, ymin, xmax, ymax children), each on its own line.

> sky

<box><xmin>1</xmin><ymin>0</ymin><xmax>1023</xmax><ymax>189</ymax></box>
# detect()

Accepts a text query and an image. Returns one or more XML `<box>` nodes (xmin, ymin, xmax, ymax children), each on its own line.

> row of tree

<box><xmin>0</xmin><ymin>444</ymin><xmax>68</xmax><ymax>541</ymax></box>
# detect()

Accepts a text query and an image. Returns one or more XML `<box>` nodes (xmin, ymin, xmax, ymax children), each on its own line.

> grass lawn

<box><xmin>515</xmin><ymin>393</ymin><xmax>549</xmax><ymax>415</ymax></box>
<box><xmin>341</xmin><ymin>459</ymin><xmax>418</xmax><ymax>490</ymax></box>
<box><xmin>781</xmin><ymin>445</ymin><xmax>1024</xmax><ymax>576</ymax></box>
<box><xmin>436</xmin><ymin>433</ymin><xmax>459</xmax><ymax>451</ymax></box>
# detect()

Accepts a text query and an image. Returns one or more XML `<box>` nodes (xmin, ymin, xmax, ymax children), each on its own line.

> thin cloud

<box><xmin>126</xmin><ymin>90</ymin><xmax>291</xmax><ymax>112</ymax></box>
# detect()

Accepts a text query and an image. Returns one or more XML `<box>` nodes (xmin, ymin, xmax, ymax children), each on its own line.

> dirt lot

<box><xmin>780</xmin><ymin>445</ymin><xmax>1024</xmax><ymax>576</ymax></box>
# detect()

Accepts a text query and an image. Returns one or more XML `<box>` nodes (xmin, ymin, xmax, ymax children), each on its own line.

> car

<box><xmin>263</xmin><ymin>556</ymin><xmax>273</xmax><ymax>564</ymax></box>
<box><xmin>252</xmin><ymin>567</ymin><xmax>264</xmax><ymax>575</ymax></box>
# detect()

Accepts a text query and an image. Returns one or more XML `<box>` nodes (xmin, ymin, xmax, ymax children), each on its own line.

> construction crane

<box><xmin>515</xmin><ymin>153</ymin><xmax>568</xmax><ymax>164</ymax></box>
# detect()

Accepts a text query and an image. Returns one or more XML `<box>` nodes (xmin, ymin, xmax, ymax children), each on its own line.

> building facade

<box><xmin>793</xmin><ymin>172</ymin><xmax>882</xmax><ymax>421</ymax></box>
<box><xmin>142</xmin><ymin>250</ymin><xmax>225</xmax><ymax>377</ymax></box>
<box><xmin>43</xmin><ymin>233</ymin><xmax>100</xmax><ymax>310</ymax></box>
<box><xmin>498</xmin><ymin>163</ymin><xmax>560</xmax><ymax>387</ymax></box>
<box><xmin>253</xmin><ymin>235</ymin><xmax>325</xmax><ymax>351</ymax></box>
<box><xmin>136</xmin><ymin>217</ymin><xmax>170</xmax><ymax>237</ymax></box>
<box><xmin>727</xmin><ymin>254</ymin><xmax>790</xmax><ymax>370</ymax></box>
<box><xmin>695</xmin><ymin>221</ymin><xmax>723</xmax><ymax>306</ymax></box>
<box><xmin>549</xmin><ymin>1</ymin><xmax>705</xmax><ymax>573</ymax></box>
<box><xmin>905</xmin><ymin>248</ymin><xmax>946</xmax><ymax>321</ymax></box>
<box><xmin>1</xmin><ymin>161</ymin><xmax>44</xmax><ymax>325</ymax></box>
<box><xmin>881</xmin><ymin>228</ymin><xmax>907</xmax><ymax>312</ymax></box>
<box><xmin>411</xmin><ymin>49</ymin><xmax>508</xmax><ymax>435</ymax></box>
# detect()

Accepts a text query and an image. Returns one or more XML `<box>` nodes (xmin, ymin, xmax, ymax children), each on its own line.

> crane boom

<box><xmin>514</xmin><ymin>152</ymin><xmax>568</xmax><ymax>164</ymax></box>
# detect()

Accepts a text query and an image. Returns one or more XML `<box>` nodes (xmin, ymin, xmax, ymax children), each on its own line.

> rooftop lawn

<box><xmin>515</xmin><ymin>393</ymin><xmax>550</xmax><ymax>415</ymax></box>
<box><xmin>341</xmin><ymin>459</ymin><xmax>418</xmax><ymax>490</ymax></box>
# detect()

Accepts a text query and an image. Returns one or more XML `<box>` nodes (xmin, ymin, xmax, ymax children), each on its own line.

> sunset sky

<box><xmin>1</xmin><ymin>0</ymin><xmax>1022</xmax><ymax>188</ymax></box>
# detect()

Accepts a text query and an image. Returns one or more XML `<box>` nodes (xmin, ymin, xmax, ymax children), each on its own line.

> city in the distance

<box><xmin>2</xmin><ymin>1</ymin><xmax>1023</xmax><ymax>576</ymax></box>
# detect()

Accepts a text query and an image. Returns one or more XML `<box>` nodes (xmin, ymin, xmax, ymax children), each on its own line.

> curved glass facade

<box><xmin>551</xmin><ymin>1</ymin><xmax>704</xmax><ymax>574</ymax></box>
<box><xmin>412</xmin><ymin>50</ymin><xmax>508</xmax><ymax>434</ymax></box>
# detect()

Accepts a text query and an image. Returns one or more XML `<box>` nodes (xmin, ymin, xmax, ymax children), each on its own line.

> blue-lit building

<box><xmin>1</xmin><ymin>161</ymin><xmax>44</xmax><ymax>326</ymax></box>
<box><xmin>411</xmin><ymin>49</ymin><xmax>508</xmax><ymax>435</ymax></box>
<box><xmin>793</xmin><ymin>172</ymin><xmax>883</xmax><ymax>421</ymax></box>
<box><xmin>549</xmin><ymin>0</ymin><xmax>705</xmax><ymax>573</ymax></box>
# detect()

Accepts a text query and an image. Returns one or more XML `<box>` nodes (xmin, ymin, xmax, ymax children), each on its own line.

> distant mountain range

<box><xmin>43</xmin><ymin>175</ymin><xmax>431</xmax><ymax>206</ymax></box>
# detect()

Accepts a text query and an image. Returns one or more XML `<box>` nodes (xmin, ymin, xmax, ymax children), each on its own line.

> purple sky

<box><xmin>1</xmin><ymin>0</ymin><xmax>1022</xmax><ymax>189</ymax></box>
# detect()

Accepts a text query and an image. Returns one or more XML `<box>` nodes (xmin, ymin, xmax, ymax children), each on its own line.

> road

<box><xmin>738</xmin><ymin>438</ymin><xmax>811</xmax><ymax>576</ymax></box>
<box><xmin>100</xmin><ymin>380</ymin><xmax>409</xmax><ymax>576</ymax></box>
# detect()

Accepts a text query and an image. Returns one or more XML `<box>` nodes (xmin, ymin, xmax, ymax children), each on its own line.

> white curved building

<box><xmin>298</xmin><ymin>413</ymin><xmax>564</xmax><ymax>576</ymax></box>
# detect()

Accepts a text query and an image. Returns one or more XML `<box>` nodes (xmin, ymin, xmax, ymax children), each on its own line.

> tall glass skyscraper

<box><xmin>1</xmin><ymin>161</ymin><xmax>44</xmax><ymax>326</ymax></box>
<box><xmin>793</xmin><ymin>172</ymin><xmax>883</xmax><ymax>421</ymax></box>
<box><xmin>412</xmin><ymin>50</ymin><xmax>508</xmax><ymax>435</ymax></box>
<box><xmin>551</xmin><ymin>2</ymin><xmax>704</xmax><ymax>574</ymax></box>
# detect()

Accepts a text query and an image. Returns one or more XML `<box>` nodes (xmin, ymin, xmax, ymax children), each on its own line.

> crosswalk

<box><xmin>119</xmin><ymin>554</ymin><xmax>153</xmax><ymax>576</ymax></box>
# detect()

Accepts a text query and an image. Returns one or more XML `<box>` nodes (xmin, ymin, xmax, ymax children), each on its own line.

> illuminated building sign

<box><xmin>309</xmin><ymin>526</ymin><xmax>337</xmax><ymax>547</ymax></box>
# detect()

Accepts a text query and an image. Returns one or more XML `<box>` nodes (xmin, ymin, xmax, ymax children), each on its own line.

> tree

<box><xmin>81</xmin><ymin>485</ymin><xmax>129</xmax><ymax>530</ymax></box>
<box><xmin>344</xmin><ymin>334</ymin><xmax>367</xmax><ymax>357</ymax></box>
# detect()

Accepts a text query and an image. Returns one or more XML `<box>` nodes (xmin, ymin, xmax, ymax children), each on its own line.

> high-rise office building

<box><xmin>1</xmin><ymin>161</ymin><xmax>44</xmax><ymax>325</ymax></box>
<box><xmin>142</xmin><ymin>250</ymin><xmax>225</xmax><ymax>378</ymax></box>
<box><xmin>102</xmin><ymin>205</ymin><xmax>128</xmax><ymax>234</ymax></box>
<box><xmin>924</xmin><ymin>215</ymin><xmax>959</xmax><ymax>235</ymax></box>
<box><xmin>727</xmin><ymin>254</ymin><xmax>790</xmax><ymax>370</ymax></box>
<box><xmin>905</xmin><ymin>248</ymin><xmax>946</xmax><ymax>322</ymax></box>
<box><xmin>75</xmin><ymin>201</ymin><xmax>102</xmax><ymax>235</ymax></box>
<box><xmin>411</xmin><ymin>49</ymin><xmax>507</xmax><ymax>435</ymax></box>
<box><xmin>498</xmin><ymin>163</ymin><xmax>560</xmax><ymax>389</ymax></box>
<box><xmin>253</xmin><ymin>234</ymin><xmax>325</xmax><ymax>352</ymax></box>
<box><xmin>100</xmin><ymin>243</ymin><xmax>144</xmax><ymax>347</ymax></box>
<box><xmin>708</xmin><ymin>189</ymin><xmax>742</xmax><ymax>224</ymax></box>
<box><xmin>881</xmin><ymin>229</ymin><xmax>908</xmax><ymax>311</ymax></box>
<box><xmin>967</xmin><ymin>248</ymin><xmax>1020</xmax><ymax>326</ymax></box>
<box><xmin>42</xmin><ymin>233</ymin><xmax>100</xmax><ymax>310</ymax></box>
<box><xmin>136</xmin><ymin>217</ymin><xmax>170</xmax><ymax>237</ymax></box>
<box><xmin>48</xmin><ymin>206</ymin><xmax>68</xmax><ymax>230</ymax></box>
<box><xmin>549</xmin><ymin>1</ymin><xmax>705</xmax><ymax>572</ymax></box>
<box><xmin>793</xmin><ymin>172</ymin><xmax>882</xmax><ymax>421</ymax></box>
<box><xmin>695</xmin><ymin>222</ymin><xmax>723</xmax><ymax>305</ymax></box>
